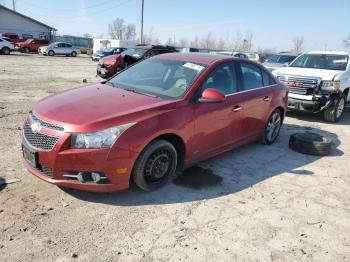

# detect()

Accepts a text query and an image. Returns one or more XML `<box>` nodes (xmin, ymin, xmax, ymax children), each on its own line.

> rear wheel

<box><xmin>324</xmin><ymin>94</ymin><xmax>346</xmax><ymax>122</ymax></box>
<box><xmin>71</xmin><ymin>51</ymin><xmax>77</xmax><ymax>57</ymax></box>
<box><xmin>23</xmin><ymin>47</ymin><xmax>30</xmax><ymax>53</ymax></box>
<box><xmin>133</xmin><ymin>140</ymin><xmax>177</xmax><ymax>191</ymax></box>
<box><xmin>261</xmin><ymin>109</ymin><xmax>283</xmax><ymax>145</ymax></box>
<box><xmin>2</xmin><ymin>47</ymin><xmax>10</xmax><ymax>55</ymax></box>
<box><xmin>48</xmin><ymin>50</ymin><xmax>54</xmax><ymax>56</ymax></box>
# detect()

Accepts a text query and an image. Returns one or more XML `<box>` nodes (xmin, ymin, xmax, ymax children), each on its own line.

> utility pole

<box><xmin>140</xmin><ymin>0</ymin><xmax>144</xmax><ymax>44</ymax></box>
<box><xmin>12</xmin><ymin>0</ymin><xmax>16</xmax><ymax>11</ymax></box>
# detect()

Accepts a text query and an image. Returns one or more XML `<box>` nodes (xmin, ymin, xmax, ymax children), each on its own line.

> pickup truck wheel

<box><xmin>323</xmin><ymin>94</ymin><xmax>346</xmax><ymax>123</ymax></box>
<box><xmin>48</xmin><ymin>50</ymin><xmax>55</xmax><ymax>56</ymax></box>
<box><xmin>23</xmin><ymin>47</ymin><xmax>30</xmax><ymax>53</ymax></box>
<box><xmin>133</xmin><ymin>140</ymin><xmax>177</xmax><ymax>191</ymax></box>
<box><xmin>261</xmin><ymin>109</ymin><xmax>282</xmax><ymax>145</ymax></box>
<box><xmin>71</xmin><ymin>51</ymin><xmax>77</xmax><ymax>57</ymax></box>
<box><xmin>2</xmin><ymin>47</ymin><xmax>10</xmax><ymax>55</ymax></box>
<box><xmin>289</xmin><ymin>132</ymin><xmax>332</xmax><ymax>156</ymax></box>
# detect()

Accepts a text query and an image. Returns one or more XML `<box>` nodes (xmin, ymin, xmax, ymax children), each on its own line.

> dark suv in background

<box><xmin>97</xmin><ymin>45</ymin><xmax>178</xmax><ymax>78</ymax></box>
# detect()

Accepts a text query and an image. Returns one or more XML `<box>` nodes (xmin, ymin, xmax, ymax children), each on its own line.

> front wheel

<box><xmin>2</xmin><ymin>47</ymin><xmax>10</xmax><ymax>55</ymax></box>
<box><xmin>133</xmin><ymin>140</ymin><xmax>177</xmax><ymax>191</ymax></box>
<box><xmin>48</xmin><ymin>50</ymin><xmax>54</xmax><ymax>56</ymax></box>
<box><xmin>71</xmin><ymin>51</ymin><xmax>77</xmax><ymax>57</ymax></box>
<box><xmin>261</xmin><ymin>109</ymin><xmax>283</xmax><ymax>145</ymax></box>
<box><xmin>23</xmin><ymin>47</ymin><xmax>30</xmax><ymax>53</ymax></box>
<box><xmin>323</xmin><ymin>94</ymin><xmax>346</xmax><ymax>123</ymax></box>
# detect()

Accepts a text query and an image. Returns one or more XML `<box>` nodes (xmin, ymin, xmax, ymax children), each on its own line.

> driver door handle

<box><xmin>263</xmin><ymin>96</ymin><xmax>270</xmax><ymax>101</ymax></box>
<box><xmin>232</xmin><ymin>105</ymin><xmax>242</xmax><ymax>112</ymax></box>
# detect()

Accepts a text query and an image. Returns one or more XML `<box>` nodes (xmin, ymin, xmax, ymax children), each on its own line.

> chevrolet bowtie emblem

<box><xmin>30</xmin><ymin>122</ymin><xmax>42</xmax><ymax>133</ymax></box>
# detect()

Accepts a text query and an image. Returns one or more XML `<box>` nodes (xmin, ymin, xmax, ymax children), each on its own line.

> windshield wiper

<box><xmin>123</xmin><ymin>88</ymin><xmax>158</xmax><ymax>98</ymax></box>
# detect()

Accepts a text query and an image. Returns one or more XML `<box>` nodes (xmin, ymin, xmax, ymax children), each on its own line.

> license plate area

<box><xmin>22</xmin><ymin>145</ymin><xmax>38</xmax><ymax>168</ymax></box>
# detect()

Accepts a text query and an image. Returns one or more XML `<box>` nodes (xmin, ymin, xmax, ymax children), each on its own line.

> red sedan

<box><xmin>22</xmin><ymin>53</ymin><xmax>287</xmax><ymax>192</ymax></box>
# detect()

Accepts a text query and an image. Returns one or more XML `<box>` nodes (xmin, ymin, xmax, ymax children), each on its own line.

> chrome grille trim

<box><xmin>277</xmin><ymin>75</ymin><xmax>320</xmax><ymax>95</ymax></box>
<box><xmin>29</xmin><ymin>112</ymin><xmax>64</xmax><ymax>131</ymax></box>
<box><xmin>23</xmin><ymin>123</ymin><xmax>59</xmax><ymax>151</ymax></box>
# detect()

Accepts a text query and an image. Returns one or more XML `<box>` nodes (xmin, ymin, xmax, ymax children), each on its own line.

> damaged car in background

<box><xmin>96</xmin><ymin>45</ymin><xmax>177</xmax><ymax>78</ymax></box>
<box><xmin>273</xmin><ymin>51</ymin><xmax>350</xmax><ymax>122</ymax></box>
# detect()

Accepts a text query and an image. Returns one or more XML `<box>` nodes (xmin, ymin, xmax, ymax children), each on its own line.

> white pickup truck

<box><xmin>273</xmin><ymin>51</ymin><xmax>350</xmax><ymax>122</ymax></box>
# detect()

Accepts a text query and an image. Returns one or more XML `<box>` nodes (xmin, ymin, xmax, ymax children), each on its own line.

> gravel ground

<box><xmin>0</xmin><ymin>53</ymin><xmax>349</xmax><ymax>262</ymax></box>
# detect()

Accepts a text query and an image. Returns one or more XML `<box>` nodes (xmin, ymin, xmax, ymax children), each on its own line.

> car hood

<box><xmin>263</xmin><ymin>62</ymin><xmax>284</xmax><ymax>68</ymax></box>
<box><xmin>100</xmin><ymin>54</ymin><xmax>122</xmax><ymax>65</ymax></box>
<box><xmin>273</xmin><ymin>66</ymin><xmax>343</xmax><ymax>80</ymax></box>
<box><xmin>32</xmin><ymin>84</ymin><xmax>176</xmax><ymax>132</ymax></box>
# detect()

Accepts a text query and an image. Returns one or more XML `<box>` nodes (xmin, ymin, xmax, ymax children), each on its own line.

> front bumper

<box><xmin>96</xmin><ymin>64</ymin><xmax>111</xmax><ymax>78</ymax></box>
<box><xmin>287</xmin><ymin>93</ymin><xmax>332</xmax><ymax>113</ymax></box>
<box><xmin>21</xmin><ymin>117</ymin><xmax>137</xmax><ymax>192</ymax></box>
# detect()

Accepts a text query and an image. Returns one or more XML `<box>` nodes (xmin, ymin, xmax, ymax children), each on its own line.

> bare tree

<box><xmin>343</xmin><ymin>36</ymin><xmax>350</xmax><ymax>51</ymax></box>
<box><xmin>293</xmin><ymin>36</ymin><xmax>304</xmax><ymax>53</ymax></box>
<box><xmin>165</xmin><ymin>37</ymin><xmax>173</xmax><ymax>45</ymax></box>
<box><xmin>83</xmin><ymin>33</ymin><xmax>93</xmax><ymax>38</ymax></box>
<box><xmin>190</xmin><ymin>35</ymin><xmax>200</xmax><ymax>48</ymax></box>
<box><xmin>108</xmin><ymin>18</ymin><xmax>125</xmax><ymax>39</ymax></box>
<box><xmin>200</xmin><ymin>32</ymin><xmax>216</xmax><ymax>49</ymax></box>
<box><xmin>242</xmin><ymin>31</ymin><xmax>253</xmax><ymax>52</ymax></box>
<box><xmin>178</xmin><ymin>37</ymin><xmax>189</xmax><ymax>47</ymax></box>
<box><xmin>140</xmin><ymin>28</ymin><xmax>160</xmax><ymax>45</ymax></box>
<box><xmin>216</xmin><ymin>38</ymin><xmax>226</xmax><ymax>50</ymax></box>
<box><xmin>125</xmin><ymin>24</ymin><xmax>136</xmax><ymax>41</ymax></box>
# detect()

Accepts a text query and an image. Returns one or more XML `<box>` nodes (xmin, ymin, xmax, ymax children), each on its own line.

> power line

<box><xmin>19</xmin><ymin>0</ymin><xmax>113</xmax><ymax>12</ymax></box>
<box><xmin>16</xmin><ymin>0</ymin><xmax>136</xmax><ymax>19</ymax></box>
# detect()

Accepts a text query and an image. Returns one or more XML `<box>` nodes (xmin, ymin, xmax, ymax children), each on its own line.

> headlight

<box><xmin>321</xmin><ymin>81</ymin><xmax>341</xmax><ymax>92</ymax></box>
<box><xmin>71</xmin><ymin>123</ymin><xmax>135</xmax><ymax>149</ymax></box>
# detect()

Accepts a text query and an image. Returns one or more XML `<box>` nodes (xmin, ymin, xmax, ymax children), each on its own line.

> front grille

<box><xmin>277</xmin><ymin>75</ymin><xmax>319</xmax><ymax>95</ymax></box>
<box><xmin>23</xmin><ymin>124</ymin><xmax>59</xmax><ymax>151</ymax></box>
<box><xmin>29</xmin><ymin>112</ymin><xmax>64</xmax><ymax>131</ymax></box>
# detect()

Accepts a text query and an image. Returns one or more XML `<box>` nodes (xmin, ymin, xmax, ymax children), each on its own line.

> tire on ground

<box><xmin>133</xmin><ymin>139</ymin><xmax>177</xmax><ymax>191</ymax></box>
<box><xmin>289</xmin><ymin>132</ymin><xmax>332</xmax><ymax>156</ymax></box>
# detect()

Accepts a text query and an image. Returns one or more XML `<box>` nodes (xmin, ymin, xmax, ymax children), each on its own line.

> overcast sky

<box><xmin>1</xmin><ymin>0</ymin><xmax>349</xmax><ymax>51</ymax></box>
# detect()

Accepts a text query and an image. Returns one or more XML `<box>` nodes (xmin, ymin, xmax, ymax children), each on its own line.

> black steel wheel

<box><xmin>133</xmin><ymin>140</ymin><xmax>177</xmax><ymax>191</ymax></box>
<box><xmin>262</xmin><ymin>109</ymin><xmax>283</xmax><ymax>145</ymax></box>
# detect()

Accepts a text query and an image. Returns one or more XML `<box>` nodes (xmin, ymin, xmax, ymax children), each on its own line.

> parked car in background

<box><xmin>0</xmin><ymin>33</ymin><xmax>30</xmax><ymax>44</ymax></box>
<box><xmin>15</xmin><ymin>39</ymin><xmax>52</xmax><ymax>53</ymax></box>
<box><xmin>216</xmin><ymin>51</ymin><xmax>249</xmax><ymax>59</ymax></box>
<box><xmin>245</xmin><ymin>52</ymin><xmax>262</xmax><ymax>63</ymax></box>
<box><xmin>273</xmin><ymin>51</ymin><xmax>350</xmax><ymax>122</ymax></box>
<box><xmin>22</xmin><ymin>53</ymin><xmax>287</xmax><ymax>192</ymax></box>
<box><xmin>92</xmin><ymin>47</ymin><xmax>127</xmax><ymax>62</ymax></box>
<box><xmin>0</xmin><ymin>37</ymin><xmax>14</xmax><ymax>55</ymax></box>
<box><xmin>38</xmin><ymin>42</ymin><xmax>81</xmax><ymax>57</ymax></box>
<box><xmin>263</xmin><ymin>53</ymin><xmax>298</xmax><ymax>71</ymax></box>
<box><xmin>97</xmin><ymin>45</ymin><xmax>177</xmax><ymax>78</ymax></box>
<box><xmin>180</xmin><ymin>47</ymin><xmax>200</xmax><ymax>53</ymax></box>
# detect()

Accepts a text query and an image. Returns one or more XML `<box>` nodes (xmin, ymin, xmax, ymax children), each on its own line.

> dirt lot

<box><xmin>0</xmin><ymin>53</ymin><xmax>349</xmax><ymax>262</ymax></box>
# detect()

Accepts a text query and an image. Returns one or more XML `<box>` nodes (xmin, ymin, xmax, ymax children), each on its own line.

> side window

<box><xmin>240</xmin><ymin>63</ymin><xmax>263</xmax><ymax>90</ymax></box>
<box><xmin>65</xmin><ymin>43</ymin><xmax>72</xmax><ymax>48</ymax></box>
<box><xmin>202</xmin><ymin>63</ymin><xmax>238</xmax><ymax>95</ymax></box>
<box><xmin>144</xmin><ymin>49</ymin><xmax>159</xmax><ymax>58</ymax></box>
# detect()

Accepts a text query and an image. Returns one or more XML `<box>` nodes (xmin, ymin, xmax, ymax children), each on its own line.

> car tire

<box><xmin>289</xmin><ymin>132</ymin><xmax>332</xmax><ymax>156</ymax></box>
<box><xmin>23</xmin><ymin>47</ymin><xmax>30</xmax><ymax>53</ymax></box>
<box><xmin>2</xmin><ymin>47</ymin><xmax>10</xmax><ymax>55</ymax></box>
<box><xmin>261</xmin><ymin>108</ymin><xmax>283</xmax><ymax>145</ymax></box>
<box><xmin>71</xmin><ymin>51</ymin><xmax>77</xmax><ymax>57</ymax></box>
<box><xmin>323</xmin><ymin>94</ymin><xmax>346</xmax><ymax>123</ymax></box>
<box><xmin>133</xmin><ymin>139</ymin><xmax>177</xmax><ymax>191</ymax></box>
<box><xmin>48</xmin><ymin>50</ymin><xmax>55</xmax><ymax>56</ymax></box>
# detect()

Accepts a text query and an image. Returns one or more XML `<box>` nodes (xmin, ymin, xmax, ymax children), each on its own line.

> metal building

<box><xmin>0</xmin><ymin>4</ymin><xmax>56</xmax><ymax>39</ymax></box>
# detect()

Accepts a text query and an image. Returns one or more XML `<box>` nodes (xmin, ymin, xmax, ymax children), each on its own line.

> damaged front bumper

<box><xmin>287</xmin><ymin>93</ymin><xmax>337</xmax><ymax>113</ymax></box>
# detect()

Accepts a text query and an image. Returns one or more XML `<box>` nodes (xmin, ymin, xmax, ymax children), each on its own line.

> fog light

<box><xmin>77</xmin><ymin>172</ymin><xmax>92</xmax><ymax>183</ymax></box>
<box><xmin>91</xmin><ymin>172</ymin><xmax>101</xmax><ymax>183</ymax></box>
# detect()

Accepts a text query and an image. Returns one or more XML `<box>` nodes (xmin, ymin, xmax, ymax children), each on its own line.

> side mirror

<box><xmin>283</xmin><ymin>62</ymin><xmax>289</xmax><ymax>67</ymax></box>
<box><xmin>198</xmin><ymin>88</ymin><xmax>225</xmax><ymax>103</ymax></box>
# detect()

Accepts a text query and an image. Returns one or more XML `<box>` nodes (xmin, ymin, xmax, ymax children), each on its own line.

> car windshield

<box><xmin>289</xmin><ymin>54</ymin><xmax>349</xmax><ymax>71</ymax></box>
<box><xmin>268</xmin><ymin>55</ymin><xmax>296</xmax><ymax>63</ymax></box>
<box><xmin>122</xmin><ymin>48</ymin><xmax>147</xmax><ymax>58</ymax></box>
<box><xmin>108</xmin><ymin>58</ymin><xmax>207</xmax><ymax>99</ymax></box>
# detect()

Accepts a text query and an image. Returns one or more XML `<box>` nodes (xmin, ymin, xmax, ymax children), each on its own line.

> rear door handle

<box><xmin>263</xmin><ymin>96</ymin><xmax>270</xmax><ymax>101</ymax></box>
<box><xmin>232</xmin><ymin>105</ymin><xmax>242</xmax><ymax>112</ymax></box>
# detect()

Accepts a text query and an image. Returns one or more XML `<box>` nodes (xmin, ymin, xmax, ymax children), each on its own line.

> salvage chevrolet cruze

<box><xmin>22</xmin><ymin>53</ymin><xmax>287</xmax><ymax>192</ymax></box>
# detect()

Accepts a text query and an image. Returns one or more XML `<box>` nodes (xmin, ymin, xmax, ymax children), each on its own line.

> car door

<box><xmin>31</xmin><ymin>40</ymin><xmax>40</xmax><ymax>51</ymax></box>
<box><xmin>191</xmin><ymin>62</ymin><xmax>245</xmax><ymax>158</ymax></box>
<box><xmin>237</xmin><ymin>62</ymin><xmax>274</xmax><ymax>138</ymax></box>
<box><xmin>54</xmin><ymin>43</ymin><xmax>64</xmax><ymax>54</ymax></box>
<box><xmin>64</xmin><ymin>43</ymin><xmax>73</xmax><ymax>54</ymax></box>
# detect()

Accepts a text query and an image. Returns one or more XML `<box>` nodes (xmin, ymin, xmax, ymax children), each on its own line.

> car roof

<box><xmin>154</xmin><ymin>52</ymin><xmax>237</xmax><ymax>64</ymax></box>
<box><xmin>306</xmin><ymin>51</ymin><xmax>350</xmax><ymax>56</ymax></box>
